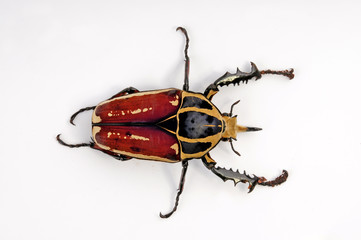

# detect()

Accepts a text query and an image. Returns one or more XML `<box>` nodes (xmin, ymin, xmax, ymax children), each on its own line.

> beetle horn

<box><xmin>237</xmin><ymin>125</ymin><xmax>262</xmax><ymax>132</ymax></box>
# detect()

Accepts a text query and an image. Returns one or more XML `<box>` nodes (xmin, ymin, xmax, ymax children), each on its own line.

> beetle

<box><xmin>57</xmin><ymin>27</ymin><xmax>294</xmax><ymax>218</ymax></box>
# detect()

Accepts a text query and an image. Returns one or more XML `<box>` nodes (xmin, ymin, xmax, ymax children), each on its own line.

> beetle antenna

<box><xmin>229</xmin><ymin>138</ymin><xmax>241</xmax><ymax>156</ymax></box>
<box><xmin>70</xmin><ymin>106</ymin><xmax>96</xmax><ymax>126</ymax></box>
<box><xmin>230</xmin><ymin>100</ymin><xmax>240</xmax><ymax>116</ymax></box>
<box><xmin>260</xmin><ymin>68</ymin><xmax>294</xmax><ymax>80</ymax></box>
<box><xmin>56</xmin><ymin>134</ymin><xmax>92</xmax><ymax>148</ymax></box>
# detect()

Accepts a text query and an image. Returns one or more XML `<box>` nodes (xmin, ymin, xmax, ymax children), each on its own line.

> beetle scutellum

<box><xmin>57</xmin><ymin>27</ymin><xmax>294</xmax><ymax>218</ymax></box>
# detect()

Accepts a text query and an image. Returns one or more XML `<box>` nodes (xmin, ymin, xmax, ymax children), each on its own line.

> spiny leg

<box><xmin>160</xmin><ymin>160</ymin><xmax>189</xmax><ymax>218</ymax></box>
<box><xmin>201</xmin><ymin>153</ymin><xmax>288</xmax><ymax>192</ymax></box>
<box><xmin>69</xmin><ymin>87</ymin><xmax>139</xmax><ymax>125</ymax></box>
<box><xmin>176</xmin><ymin>27</ymin><xmax>190</xmax><ymax>91</ymax></box>
<box><xmin>204</xmin><ymin>62</ymin><xmax>294</xmax><ymax>100</ymax></box>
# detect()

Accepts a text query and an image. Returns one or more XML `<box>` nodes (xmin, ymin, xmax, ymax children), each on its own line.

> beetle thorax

<box><xmin>221</xmin><ymin>116</ymin><xmax>238</xmax><ymax>139</ymax></box>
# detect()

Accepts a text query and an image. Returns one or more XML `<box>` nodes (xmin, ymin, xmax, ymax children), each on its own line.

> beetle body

<box><xmin>92</xmin><ymin>88</ymin><xmax>228</xmax><ymax>162</ymax></box>
<box><xmin>57</xmin><ymin>27</ymin><xmax>294</xmax><ymax>218</ymax></box>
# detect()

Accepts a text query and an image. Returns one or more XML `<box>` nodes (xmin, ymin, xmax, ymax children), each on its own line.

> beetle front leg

<box><xmin>204</xmin><ymin>62</ymin><xmax>294</xmax><ymax>100</ymax></box>
<box><xmin>177</xmin><ymin>27</ymin><xmax>190</xmax><ymax>91</ymax></box>
<box><xmin>201</xmin><ymin>153</ymin><xmax>288</xmax><ymax>192</ymax></box>
<box><xmin>160</xmin><ymin>160</ymin><xmax>189</xmax><ymax>218</ymax></box>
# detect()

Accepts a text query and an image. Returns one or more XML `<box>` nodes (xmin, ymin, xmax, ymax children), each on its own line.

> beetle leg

<box><xmin>201</xmin><ymin>153</ymin><xmax>288</xmax><ymax>192</ymax></box>
<box><xmin>56</xmin><ymin>134</ymin><xmax>92</xmax><ymax>148</ymax></box>
<box><xmin>70</xmin><ymin>106</ymin><xmax>96</xmax><ymax>125</ymax></box>
<box><xmin>176</xmin><ymin>27</ymin><xmax>190</xmax><ymax>91</ymax></box>
<box><xmin>91</xmin><ymin>143</ymin><xmax>132</xmax><ymax>161</ymax></box>
<box><xmin>203</xmin><ymin>62</ymin><xmax>294</xmax><ymax>100</ymax></box>
<box><xmin>57</xmin><ymin>134</ymin><xmax>132</xmax><ymax>160</ymax></box>
<box><xmin>69</xmin><ymin>87</ymin><xmax>139</xmax><ymax>125</ymax></box>
<box><xmin>108</xmin><ymin>87</ymin><xmax>139</xmax><ymax>100</ymax></box>
<box><xmin>160</xmin><ymin>160</ymin><xmax>189</xmax><ymax>218</ymax></box>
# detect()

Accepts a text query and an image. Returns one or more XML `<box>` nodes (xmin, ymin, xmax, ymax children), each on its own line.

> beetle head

<box><xmin>221</xmin><ymin>100</ymin><xmax>262</xmax><ymax>156</ymax></box>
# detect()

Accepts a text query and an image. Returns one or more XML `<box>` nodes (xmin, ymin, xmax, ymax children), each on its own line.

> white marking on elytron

<box><xmin>93</xmin><ymin>89</ymin><xmax>178</xmax><ymax>124</ymax></box>
<box><xmin>108</xmin><ymin>112</ymin><xmax>113</xmax><ymax>117</ymax></box>
<box><xmin>92</xmin><ymin>113</ymin><xmax>102</xmax><ymax>123</ymax></box>
<box><xmin>94</xmin><ymin>141</ymin><xmax>179</xmax><ymax>162</ymax></box>
<box><xmin>170</xmin><ymin>143</ymin><xmax>179</xmax><ymax>155</ymax></box>
<box><xmin>92</xmin><ymin>126</ymin><xmax>110</xmax><ymax>150</ymax></box>
<box><xmin>130</xmin><ymin>109</ymin><xmax>141</xmax><ymax>114</ymax></box>
<box><xmin>107</xmin><ymin>132</ymin><xmax>112</xmax><ymax>138</ymax></box>
<box><xmin>130</xmin><ymin>135</ymin><xmax>149</xmax><ymax>141</ymax></box>
<box><xmin>169</xmin><ymin>99</ymin><xmax>179</xmax><ymax>106</ymax></box>
<box><xmin>142</xmin><ymin>108</ymin><xmax>148</xmax><ymax>112</ymax></box>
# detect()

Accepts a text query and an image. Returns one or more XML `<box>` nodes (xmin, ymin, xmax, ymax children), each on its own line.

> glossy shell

<box><xmin>92</xmin><ymin>88</ymin><xmax>225</xmax><ymax>162</ymax></box>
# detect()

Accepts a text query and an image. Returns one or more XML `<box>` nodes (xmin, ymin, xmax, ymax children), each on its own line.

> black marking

<box><xmin>178</xmin><ymin>111</ymin><xmax>222</xmax><ymax>139</ymax></box>
<box><xmin>130</xmin><ymin>146</ymin><xmax>140</xmax><ymax>152</ymax></box>
<box><xmin>181</xmin><ymin>96</ymin><xmax>213</xmax><ymax>110</ymax></box>
<box><xmin>157</xmin><ymin>116</ymin><xmax>177</xmax><ymax>133</ymax></box>
<box><xmin>181</xmin><ymin>141</ymin><xmax>211</xmax><ymax>154</ymax></box>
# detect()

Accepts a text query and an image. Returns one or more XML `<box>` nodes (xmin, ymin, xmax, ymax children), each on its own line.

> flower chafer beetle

<box><xmin>57</xmin><ymin>27</ymin><xmax>293</xmax><ymax>218</ymax></box>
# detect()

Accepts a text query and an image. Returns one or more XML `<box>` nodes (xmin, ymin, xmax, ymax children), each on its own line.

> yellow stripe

<box><xmin>178</xmin><ymin>134</ymin><xmax>221</xmax><ymax>143</ymax></box>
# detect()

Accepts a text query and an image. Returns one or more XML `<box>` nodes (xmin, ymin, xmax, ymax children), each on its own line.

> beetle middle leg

<box><xmin>204</xmin><ymin>62</ymin><xmax>294</xmax><ymax>100</ymax></box>
<box><xmin>160</xmin><ymin>160</ymin><xmax>189</xmax><ymax>218</ymax></box>
<box><xmin>201</xmin><ymin>153</ymin><xmax>288</xmax><ymax>192</ymax></box>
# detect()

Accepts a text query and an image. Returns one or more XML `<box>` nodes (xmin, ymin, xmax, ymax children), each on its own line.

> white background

<box><xmin>1</xmin><ymin>1</ymin><xmax>361</xmax><ymax>239</ymax></box>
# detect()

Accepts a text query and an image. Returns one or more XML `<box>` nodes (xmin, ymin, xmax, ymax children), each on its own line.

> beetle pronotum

<box><xmin>57</xmin><ymin>27</ymin><xmax>293</xmax><ymax>218</ymax></box>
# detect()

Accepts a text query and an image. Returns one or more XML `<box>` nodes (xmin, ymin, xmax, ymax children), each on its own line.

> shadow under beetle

<box><xmin>57</xmin><ymin>27</ymin><xmax>293</xmax><ymax>218</ymax></box>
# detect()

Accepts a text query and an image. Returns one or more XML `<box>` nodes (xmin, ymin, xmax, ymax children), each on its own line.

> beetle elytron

<box><xmin>57</xmin><ymin>27</ymin><xmax>293</xmax><ymax>218</ymax></box>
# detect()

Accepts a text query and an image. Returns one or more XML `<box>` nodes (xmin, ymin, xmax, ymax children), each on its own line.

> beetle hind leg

<box><xmin>69</xmin><ymin>87</ymin><xmax>139</xmax><ymax>126</ymax></box>
<box><xmin>70</xmin><ymin>106</ymin><xmax>96</xmax><ymax>125</ymax></box>
<box><xmin>160</xmin><ymin>160</ymin><xmax>189</xmax><ymax>218</ymax></box>
<box><xmin>108</xmin><ymin>87</ymin><xmax>139</xmax><ymax>99</ymax></box>
<box><xmin>91</xmin><ymin>142</ymin><xmax>132</xmax><ymax>161</ymax></box>
<box><xmin>56</xmin><ymin>134</ymin><xmax>92</xmax><ymax>148</ymax></box>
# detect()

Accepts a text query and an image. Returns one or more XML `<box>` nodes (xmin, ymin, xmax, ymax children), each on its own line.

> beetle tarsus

<box><xmin>56</xmin><ymin>134</ymin><xmax>92</xmax><ymax>148</ymax></box>
<box><xmin>260</xmin><ymin>68</ymin><xmax>294</xmax><ymax>80</ymax></box>
<box><xmin>258</xmin><ymin>170</ymin><xmax>288</xmax><ymax>187</ymax></box>
<box><xmin>70</xmin><ymin>106</ymin><xmax>96</xmax><ymax>126</ymax></box>
<box><xmin>160</xmin><ymin>160</ymin><xmax>188</xmax><ymax>218</ymax></box>
<box><xmin>177</xmin><ymin>27</ymin><xmax>190</xmax><ymax>91</ymax></box>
